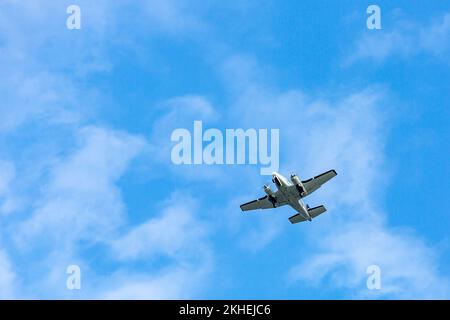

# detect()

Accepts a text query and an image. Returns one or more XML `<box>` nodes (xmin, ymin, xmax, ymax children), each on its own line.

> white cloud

<box><xmin>0</xmin><ymin>162</ymin><xmax>14</xmax><ymax>195</ymax></box>
<box><xmin>103</xmin><ymin>192</ymin><xmax>212</xmax><ymax>299</ymax></box>
<box><xmin>138</xmin><ymin>0</ymin><xmax>208</xmax><ymax>36</ymax></box>
<box><xmin>148</xmin><ymin>94</ymin><xmax>229</xmax><ymax>182</ymax></box>
<box><xmin>0</xmin><ymin>1</ymin><xmax>108</xmax><ymax>133</ymax></box>
<box><xmin>279</xmin><ymin>90</ymin><xmax>450</xmax><ymax>297</ymax></box>
<box><xmin>0</xmin><ymin>248</ymin><xmax>15</xmax><ymax>299</ymax></box>
<box><xmin>348</xmin><ymin>13</ymin><xmax>450</xmax><ymax>63</ymax></box>
<box><xmin>0</xmin><ymin>0</ymin><xmax>212</xmax><ymax>133</ymax></box>
<box><xmin>0</xmin><ymin>1</ymin><xmax>216</xmax><ymax>299</ymax></box>
<box><xmin>14</xmin><ymin>126</ymin><xmax>146</xmax><ymax>250</ymax></box>
<box><xmin>219</xmin><ymin>54</ymin><xmax>450</xmax><ymax>298</ymax></box>
<box><xmin>0</xmin><ymin>161</ymin><xmax>19</xmax><ymax>215</ymax></box>
<box><xmin>99</xmin><ymin>265</ymin><xmax>210</xmax><ymax>299</ymax></box>
<box><xmin>347</xmin><ymin>29</ymin><xmax>415</xmax><ymax>63</ymax></box>
<box><xmin>151</xmin><ymin>95</ymin><xmax>218</xmax><ymax>152</ymax></box>
<box><xmin>1</xmin><ymin>1</ymin><xmax>448</xmax><ymax>299</ymax></box>
<box><xmin>219</xmin><ymin>55</ymin><xmax>387</xmax><ymax>250</ymax></box>
<box><xmin>111</xmin><ymin>193</ymin><xmax>209</xmax><ymax>262</ymax></box>
<box><xmin>5</xmin><ymin>124</ymin><xmax>215</xmax><ymax>299</ymax></box>
<box><xmin>290</xmin><ymin>222</ymin><xmax>450</xmax><ymax>299</ymax></box>
<box><xmin>420</xmin><ymin>13</ymin><xmax>450</xmax><ymax>57</ymax></box>
<box><xmin>241</xmin><ymin>216</ymin><xmax>284</xmax><ymax>251</ymax></box>
<box><xmin>0</xmin><ymin>71</ymin><xmax>81</xmax><ymax>133</ymax></box>
<box><xmin>150</xmin><ymin>95</ymin><xmax>217</xmax><ymax>152</ymax></box>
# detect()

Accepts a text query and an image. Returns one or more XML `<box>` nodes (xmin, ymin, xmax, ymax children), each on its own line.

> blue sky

<box><xmin>0</xmin><ymin>0</ymin><xmax>449</xmax><ymax>299</ymax></box>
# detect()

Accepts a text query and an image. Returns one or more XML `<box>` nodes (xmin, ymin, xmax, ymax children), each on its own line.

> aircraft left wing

<box><xmin>302</xmin><ymin>169</ymin><xmax>337</xmax><ymax>195</ymax></box>
<box><xmin>240</xmin><ymin>193</ymin><xmax>287</xmax><ymax>211</ymax></box>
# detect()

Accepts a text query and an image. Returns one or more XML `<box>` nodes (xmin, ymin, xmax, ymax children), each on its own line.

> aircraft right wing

<box><xmin>240</xmin><ymin>192</ymin><xmax>287</xmax><ymax>211</ymax></box>
<box><xmin>302</xmin><ymin>170</ymin><xmax>337</xmax><ymax>195</ymax></box>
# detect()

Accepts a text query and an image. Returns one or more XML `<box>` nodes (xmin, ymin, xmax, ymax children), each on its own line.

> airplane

<box><xmin>240</xmin><ymin>170</ymin><xmax>337</xmax><ymax>224</ymax></box>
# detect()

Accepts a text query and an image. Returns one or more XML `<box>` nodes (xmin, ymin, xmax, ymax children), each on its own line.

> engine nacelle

<box><xmin>263</xmin><ymin>184</ymin><xmax>274</xmax><ymax>196</ymax></box>
<box><xmin>290</xmin><ymin>174</ymin><xmax>301</xmax><ymax>186</ymax></box>
<box><xmin>290</xmin><ymin>174</ymin><xmax>306</xmax><ymax>196</ymax></box>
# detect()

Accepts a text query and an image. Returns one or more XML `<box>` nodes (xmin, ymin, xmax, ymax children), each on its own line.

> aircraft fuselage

<box><xmin>272</xmin><ymin>172</ymin><xmax>311</xmax><ymax>221</ymax></box>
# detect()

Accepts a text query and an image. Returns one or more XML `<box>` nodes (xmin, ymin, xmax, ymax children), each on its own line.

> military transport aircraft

<box><xmin>240</xmin><ymin>170</ymin><xmax>337</xmax><ymax>224</ymax></box>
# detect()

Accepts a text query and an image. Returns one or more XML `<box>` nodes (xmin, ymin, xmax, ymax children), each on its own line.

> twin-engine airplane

<box><xmin>240</xmin><ymin>170</ymin><xmax>337</xmax><ymax>224</ymax></box>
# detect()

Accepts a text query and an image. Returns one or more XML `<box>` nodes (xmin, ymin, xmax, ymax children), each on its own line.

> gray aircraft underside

<box><xmin>240</xmin><ymin>170</ymin><xmax>337</xmax><ymax>224</ymax></box>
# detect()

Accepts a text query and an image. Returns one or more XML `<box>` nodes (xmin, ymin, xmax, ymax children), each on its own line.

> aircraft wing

<box><xmin>302</xmin><ymin>169</ymin><xmax>337</xmax><ymax>195</ymax></box>
<box><xmin>240</xmin><ymin>192</ymin><xmax>287</xmax><ymax>211</ymax></box>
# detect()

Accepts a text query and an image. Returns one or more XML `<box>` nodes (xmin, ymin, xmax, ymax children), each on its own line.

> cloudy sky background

<box><xmin>0</xmin><ymin>0</ymin><xmax>449</xmax><ymax>299</ymax></box>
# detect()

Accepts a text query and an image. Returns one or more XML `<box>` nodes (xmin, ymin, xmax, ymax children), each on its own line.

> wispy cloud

<box><xmin>148</xmin><ymin>94</ymin><xmax>229</xmax><ymax>182</ymax></box>
<box><xmin>7</xmin><ymin>125</ymin><xmax>215</xmax><ymax>299</ymax></box>
<box><xmin>420</xmin><ymin>13</ymin><xmax>450</xmax><ymax>58</ymax></box>
<box><xmin>0</xmin><ymin>248</ymin><xmax>15</xmax><ymax>299</ymax></box>
<box><xmin>99</xmin><ymin>264</ymin><xmax>210</xmax><ymax>299</ymax></box>
<box><xmin>111</xmin><ymin>192</ymin><xmax>210</xmax><ymax>262</ymax></box>
<box><xmin>219</xmin><ymin>54</ymin><xmax>450</xmax><ymax>298</ymax></box>
<box><xmin>14</xmin><ymin>126</ymin><xmax>146</xmax><ymax>250</ymax></box>
<box><xmin>347</xmin><ymin>13</ymin><xmax>450</xmax><ymax>64</ymax></box>
<box><xmin>0</xmin><ymin>1</ymin><xmax>448</xmax><ymax>299</ymax></box>
<box><xmin>290</xmin><ymin>222</ymin><xmax>450</xmax><ymax>299</ymax></box>
<box><xmin>103</xmin><ymin>193</ymin><xmax>213</xmax><ymax>299</ymax></box>
<box><xmin>137</xmin><ymin>0</ymin><xmax>208</xmax><ymax>36</ymax></box>
<box><xmin>0</xmin><ymin>0</ymin><xmax>217</xmax><ymax>299</ymax></box>
<box><xmin>0</xmin><ymin>161</ymin><xmax>19</xmax><ymax>215</ymax></box>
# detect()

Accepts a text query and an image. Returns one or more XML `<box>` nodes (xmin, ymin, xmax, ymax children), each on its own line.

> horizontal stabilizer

<box><xmin>308</xmin><ymin>205</ymin><xmax>326</xmax><ymax>218</ymax></box>
<box><xmin>288</xmin><ymin>205</ymin><xmax>327</xmax><ymax>224</ymax></box>
<box><xmin>288</xmin><ymin>213</ymin><xmax>307</xmax><ymax>224</ymax></box>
